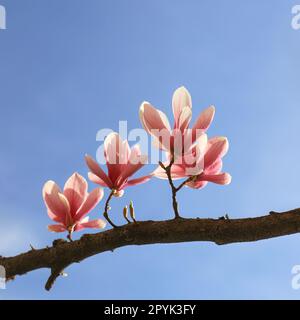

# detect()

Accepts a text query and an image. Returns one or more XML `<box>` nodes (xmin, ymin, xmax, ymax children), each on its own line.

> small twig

<box><xmin>160</xmin><ymin>157</ymin><xmax>199</xmax><ymax>219</ymax></box>
<box><xmin>124</xmin><ymin>217</ymin><xmax>132</xmax><ymax>224</ymax></box>
<box><xmin>176</xmin><ymin>176</ymin><xmax>195</xmax><ymax>192</ymax></box>
<box><xmin>160</xmin><ymin>157</ymin><xmax>181</xmax><ymax>219</ymax></box>
<box><xmin>45</xmin><ymin>265</ymin><xmax>66</xmax><ymax>291</ymax></box>
<box><xmin>67</xmin><ymin>232</ymin><xmax>73</xmax><ymax>242</ymax></box>
<box><xmin>103</xmin><ymin>190</ymin><xmax>118</xmax><ymax>228</ymax></box>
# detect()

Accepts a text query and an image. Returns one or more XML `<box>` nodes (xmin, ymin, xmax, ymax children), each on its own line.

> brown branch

<box><xmin>159</xmin><ymin>158</ymin><xmax>181</xmax><ymax>218</ymax></box>
<box><xmin>176</xmin><ymin>176</ymin><xmax>195</xmax><ymax>192</ymax></box>
<box><xmin>159</xmin><ymin>158</ymin><xmax>195</xmax><ymax>219</ymax></box>
<box><xmin>1</xmin><ymin>207</ymin><xmax>300</xmax><ymax>290</ymax></box>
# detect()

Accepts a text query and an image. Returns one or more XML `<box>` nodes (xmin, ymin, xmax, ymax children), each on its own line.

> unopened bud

<box><xmin>123</xmin><ymin>206</ymin><xmax>128</xmax><ymax>219</ymax></box>
<box><xmin>123</xmin><ymin>205</ymin><xmax>131</xmax><ymax>223</ymax></box>
<box><xmin>129</xmin><ymin>201</ymin><xmax>136</xmax><ymax>222</ymax></box>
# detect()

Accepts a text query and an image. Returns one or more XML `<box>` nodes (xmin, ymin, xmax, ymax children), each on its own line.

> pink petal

<box><xmin>47</xmin><ymin>210</ymin><xmax>63</xmax><ymax>223</ymax></box>
<box><xmin>73</xmin><ymin>224</ymin><xmax>84</xmax><ymax>231</ymax></box>
<box><xmin>152</xmin><ymin>164</ymin><xmax>168</xmax><ymax>179</ymax></box>
<box><xmin>116</xmin><ymin>155</ymin><xmax>147</xmax><ymax>187</ymax></box>
<box><xmin>75</xmin><ymin>187</ymin><xmax>104</xmax><ymax>221</ymax></box>
<box><xmin>172</xmin><ymin>129</ymin><xmax>184</xmax><ymax>157</ymax></box>
<box><xmin>172</xmin><ymin>86</ymin><xmax>192</xmax><ymax>127</ymax></box>
<box><xmin>152</xmin><ymin>164</ymin><xmax>187</xmax><ymax>180</ymax></box>
<box><xmin>104</xmin><ymin>133</ymin><xmax>125</xmax><ymax>182</ymax></box>
<box><xmin>170</xmin><ymin>164</ymin><xmax>189</xmax><ymax>179</ymax></box>
<box><xmin>104</xmin><ymin>132</ymin><xmax>122</xmax><ymax>164</ymax></box>
<box><xmin>85</xmin><ymin>154</ymin><xmax>113</xmax><ymax>188</ymax></box>
<box><xmin>44</xmin><ymin>185</ymin><xmax>71</xmax><ymax>224</ymax></box>
<box><xmin>172</xmin><ymin>134</ymin><xmax>206</xmax><ymax>176</ymax></box>
<box><xmin>107</xmin><ymin>163</ymin><xmax>123</xmax><ymax>186</ymax></box>
<box><xmin>129</xmin><ymin>147</ymin><xmax>147</xmax><ymax>165</ymax></box>
<box><xmin>43</xmin><ymin>181</ymin><xmax>65</xmax><ymax>223</ymax></box>
<box><xmin>88</xmin><ymin>172</ymin><xmax>109</xmax><ymax>187</ymax></box>
<box><xmin>126</xmin><ymin>174</ymin><xmax>152</xmax><ymax>187</ymax></box>
<box><xmin>43</xmin><ymin>180</ymin><xmax>61</xmax><ymax>196</ymax></box>
<box><xmin>193</xmin><ymin>105</ymin><xmax>215</xmax><ymax>132</ymax></box>
<box><xmin>78</xmin><ymin>219</ymin><xmax>106</xmax><ymax>230</ymax></box>
<box><xmin>130</xmin><ymin>144</ymin><xmax>142</xmax><ymax>158</ymax></box>
<box><xmin>63</xmin><ymin>173</ymin><xmax>88</xmax><ymax>216</ymax></box>
<box><xmin>139</xmin><ymin>102</ymin><xmax>171</xmax><ymax>140</ymax></box>
<box><xmin>59</xmin><ymin>193</ymin><xmax>72</xmax><ymax>226</ymax></box>
<box><xmin>154</xmin><ymin>129</ymin><xmax>172</xmax><ymax>152</ymax></box>
<box><xmin>182</xmin><ymin>161</ymin><xmax>204</xmax><ymax>176</ymax></box>
<box><xmin>47</xmin><ymin>224</ymin><xmax>66</xmax><ymax>233</ymax></box>
<box><xmin>194</xmin><ymin>133</ymin><xmax>208</xmax><ymax>154</ymax></box>
<box><xmin>205</xmin><ymin>159</ymin><xmax>223</xmax><ymax>175</ymax></box>
<box><xmin>205</xmin><ymin>137</ymin><xmax>229</xmax><ymax>168</ymax></box>
<box><xmin>177</xmin><ymin>107</ymin><xmax>192</xmax><ymax>131</ymax></box>
<box><xmin>186</xmin><ymin>180</ymin><xmax>208</xmax><ymax>189</ymax></box>
<box><xmin>73</xmin><ymin>216</ymin><xmax>89</xmax><ymax>231</ymax></box>
<box><xmin>151</xmin><ymin>135</ymin><xmax>171</xmax><ymax>152</ymax></box>
<box><xmin>200</xmin><ymin>172</ymin><xmax>232</xmax><ymax>185</ymax></box>
<box><xmin>121</xmin><ymin>139</ymin><xmax>131</xmax><ymax>164</ymax></box>
<box><xmin>182</xmin><ymin>133</ymin><xmax>207</xmax><ymax>165</ymax></box>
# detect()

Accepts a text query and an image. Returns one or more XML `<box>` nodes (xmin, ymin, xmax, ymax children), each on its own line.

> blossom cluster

<box><xmin>43</xmin><ymin>86</ymin><xmax>231</xmax><ymax>238</ymax></box>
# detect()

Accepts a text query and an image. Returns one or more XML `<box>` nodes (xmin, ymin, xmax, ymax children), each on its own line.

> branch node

<box><xmin>158</xmin><ymin>161</ymin><xmax>166</xmax><ymax>170</ymax></box>
<box><xmin>53</xmin><ymin>239</ymin><xmax>68</xmax><ymax>247</ymax></box>
<box><xmin>269</xmin><ymin>211</ymin><xmax>280</xmax><ymax>215</ymax></box>
<box><xmin>219</xmin><ymin>214</ymin><xmax>230</xmax><ymax>221</ymax></box>
<box><xmin>45</xmin><ymin>265</ymin><xmax>67</xmax><ymax>291</ymax></box>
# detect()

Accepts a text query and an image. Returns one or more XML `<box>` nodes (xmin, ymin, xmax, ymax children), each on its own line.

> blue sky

<box><xmin>1</xmin><ymin>0</ymin><xmax>300</xmax><ymax>299</ymax></box>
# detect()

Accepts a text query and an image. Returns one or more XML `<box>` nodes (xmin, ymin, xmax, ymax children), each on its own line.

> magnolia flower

<box><xmin>139</xmin><ymin>86</ymin><xmax>215</xmax><ymax>155</ymax></box>
<box><xmin>85</xmin><ymin>132</ymin><xmax>151</xmax><ymax>196</ymax></box>
<box><xmin>154</xmin><ymin>136</ymin><xmax>231</xmax><ymax>189</ymax></box>
<box><xmin>43</xmin><ymin>173</ymin><xmax>106</xmax><ymax>235</ymax></box>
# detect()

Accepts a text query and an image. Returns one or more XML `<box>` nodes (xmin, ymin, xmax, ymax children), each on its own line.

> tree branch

<box><xmin>1</xmin><ymin>207</ymin><xmax>300</xmax><ymax>290</ymax></box>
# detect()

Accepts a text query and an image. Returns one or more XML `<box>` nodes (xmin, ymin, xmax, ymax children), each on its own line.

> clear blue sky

<box><xmin>1</xmin><ymin>0</ymin><xmax>300</xmax><ymax>299</ymax></box>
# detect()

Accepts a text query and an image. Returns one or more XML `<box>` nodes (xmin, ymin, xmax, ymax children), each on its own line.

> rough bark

<box><xmin>1</xmin><ymin>207</ymin><xmax>300</xmax><ymax>290</ymax></box>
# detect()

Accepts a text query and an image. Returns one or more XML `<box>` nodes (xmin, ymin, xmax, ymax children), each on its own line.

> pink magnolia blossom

<box><xmin>43</xmin><ymin>173</ymin><xmax>106</xmax><ymax>234</ymax></box>
<box><xmin>139</xmin><ymin>86</ymin><xmax>215</xmax><ymax>155</ymax></box>
<box><xmin>154</xmin><ymin>136</ymin><xmax>231</xmax><ymax>189</ymax></box>
<box><xmin>85</xmin><ymin>132</ymin><xmax>151</xmax><ymax>196</ymax></box>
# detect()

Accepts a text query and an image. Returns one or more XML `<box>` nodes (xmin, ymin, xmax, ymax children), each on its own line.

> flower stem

<box><xmin>160</xmin><ymin>157</ymin><xmax>181</xmax><ymax>219</ymax></box>
<box><xmin>176</xmin><ymin>176</ymin><xmax>195</xmax><ymax>192</ymax></box>
<box><xmin>103</xmin><ymin>190</ymin><xmax>118</xmax><ymax>228</ymax></box>
<box><xmin>159</xmin><ymin>158</ymin><xmax>195</xmax><ymax>219</ymax></box>
<box><xmin>67</xmin><ymin>231</ymin><xmax>73</xmax><ymax>242</ymax></box>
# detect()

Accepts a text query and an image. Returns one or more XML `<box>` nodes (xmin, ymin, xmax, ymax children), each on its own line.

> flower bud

<box><xmin>113</xmin><ymin>189</ymin><xmax>124</xmax><ymax>197</ymax></box>
<box><xmin>123</xmin><ymin>205</ymin><xmax>128</xmax><ymax>219</ymax></box>
<box><xmin>129</xmin><ymin>201</ymin><xmax>136</xmax><ymax>222</ymax></box>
